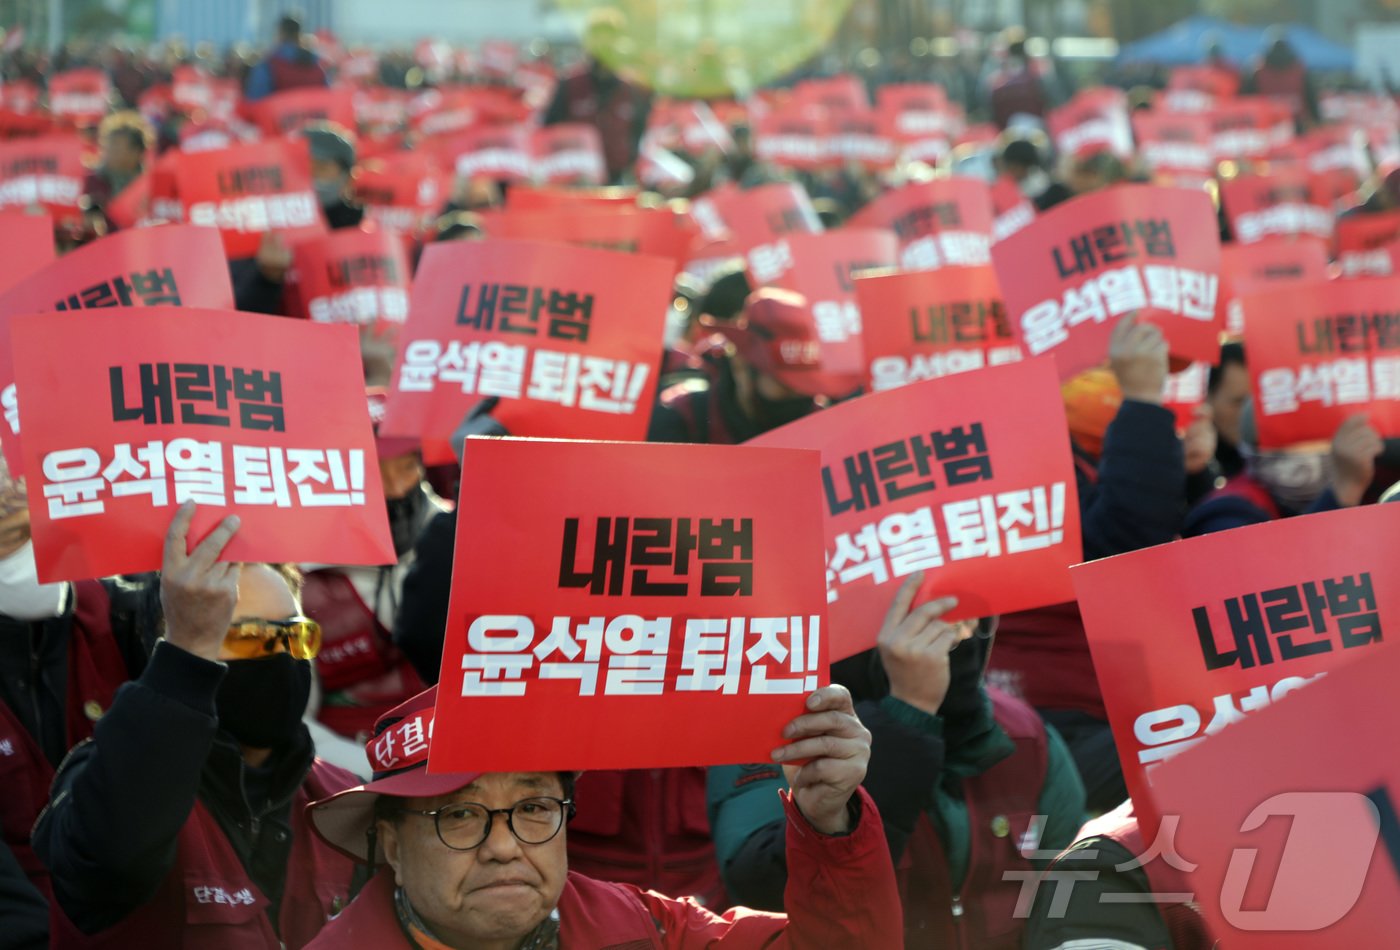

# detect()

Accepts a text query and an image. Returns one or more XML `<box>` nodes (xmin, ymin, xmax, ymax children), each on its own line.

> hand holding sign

<box><xmin>1108</xmin><ymin>313</ymin><xmax>1168</xmax><ymax>405</ymax></box>
<box><xmin>1330</xmin><ymin>413</ymin><xmax>1384</xmax><ymax>507</ymax></box>
<box><xmin>160</xmin><ymin>502</ymin><xmax>241</xmax><ymax>663</ymax></box>
<box><xmin>255</xmin><ymin>232</ymin><xmax>293</xmax><ymax>284</ymax></box>
<box><xmin>774</xmin><ymin>685</ymin><xmax>870</xmax><ymax>836</ymax></box>
<box><xmin>876</xmin><ymin>572</ymin><xmax>968</xmax><ymax>716</ymax></box>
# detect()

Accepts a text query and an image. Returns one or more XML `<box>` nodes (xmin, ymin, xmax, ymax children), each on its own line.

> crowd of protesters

<box><xmin>0</xmin><ymin>10</ymin><xmax>1398</xmax><ymax>950</ymax></box>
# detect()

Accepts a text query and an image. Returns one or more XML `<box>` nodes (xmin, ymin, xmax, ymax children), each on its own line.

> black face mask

<box><xmin>215</xmin><ymin>653</ymin><xmax>312</xmax><ymax>750</ymax></box>
<box><xmin>386</xmin><ymin>487</ymin><xmax>425</xmax><ymax>557</ymax></box>
<box><xmin>939</xmin><ymin>631</ymin><xmax>992</xmax><ymax>724</ymax></box>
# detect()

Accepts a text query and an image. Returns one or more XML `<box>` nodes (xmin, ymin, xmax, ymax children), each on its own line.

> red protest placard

<box><xmin>0</xmin><ymin>224</ymin><xmax>234</xmax><ymax>477</ymax></box>
<box><xmin>506</xmin><ymin>185</ymin><xmax>638</xmax><ymax>212</ymax></box>
<box><xmin>1168</xmin><ymin>64</ymin><xmax>1240</xmax><ymax>100</ymax></box>
<box><xmin>47</xmin><ymin>68</ymin><xmax>110</xmax><ymax>127</ymax></box>
<box><xmin>795</xmin><ymin>74</ymin><xmax>869</xmax><ymax>114</ymax></box>
<box><xmin>1131</xmin><ymin>111</ymin><xmax>1214</xmax><ymax>187</ymax></box>
<box><xmin>1149</xmin><ymin>636</ymin><xmax>1400</xmax><ymax>949</ymax></box>
<box><xmin>743</xmin><ymin>229</ymin><xmax>899</xmax><ymax>391</ymax></box>
<box><xmin>854</xmin><ymin>266</ymin><xmax>1020</xmax><ymax>392</ymax></box>
<box><xmin>828</xmin><ymin>112</ymin><xmax>896</xmax><ymax>169</ymax></box>
<box><xmin>437</xmin><ymin>124</ymin><xmax>532</xmax><ymax>183</ymax></box>
<box><xmin>748</xmin><ymin>359</ymin><xmax>1081</xmax><ymax>661</ymax></box>
<box><xmin>1072</xmin><ymin>504</ymin><xmax>1400</xmax><ymax>843</ymax></box>
<box><xmin>1209</xmin><ymin>99</ymin><xmax>1292</xmax><ymax>161</ymax></box>
<box><xmin>428</xmin><ymin>437</ymin><xmax>829</xmax><ymax>772</ymax></box>
<box><xmin>1240</xmin><ymin>277</ymin><xmax>1400</xmax><ymax>447</ymax></box>
<box><xmin>479</xmin><ymin>204</ymin><xmax>696</xmax><ymax>269</ymax></box>
<box><xmin>1334</xmin><ymin>211</ymin><xmax>1400</xmax><ymax>278</ymax></box>
<box><xmin>0</xmin><ymin>135</ymin><xmax>85</xmax><ymax>219</ymax></box>
<box><xmin>990</xmin><ymin>185</ymin><xmax>1223</xmax><ymax>379</ymax></box>
<box><xmin>173</xmin><ymin>139</ymin><xmax>326</xmax><ymax>258</ymax></box>
<box><xmin>14</xmin><ymin>307</ymin><xmax>394</xmax><ymax>582</ymax></box>
<box><xmin>0</xmin><ymin>211</ymin><xmax>53</xmax><ymax>294</ymax></box>
<box><xmin>531</xmin><ymin>124</ymin><xmax>607</xmax><ymax>185</ymax></box>
<box><xmin>690</xmin><ymin>182</ymin><xmax>822</xmax><ymax>246</ymax></box>
<box><xmin>1220</xmin><ymin>170</ymin><xmax>1333</xmax><ymax>244</ymax></box>
<box><xmin>291</xmin><ymin>229</ymin><xmax>411</xmax><ymax>333</ymax></box>
<box><xmin>990</xmin><ymin>177</ymin><xmax>1036</xmax><ymax>240</ymax></box>
<box><xmin>381</xmin><ymin>239</ymin><xmax>673</xmax><ymax>442</ymax></box>
<box><xmin>1219</xmin><ymin>237</ymin><xmax>1329</xmax><ymax>337</ymax></box>
<box><xmin>249</xmin><ymin>86</ymin><xmax>355</xmax><ymax>136</ymax></box>
<box><xmin>752</xmin><ymin>108</ymin><xmax>830</xmax><ymax>171</ymax></box>
<box><xmin>877</xmin><ymin>84</ymin><xmax>960</xmax><ymax>165</ymax></box>
<box><xmin>354</xmin><ymin>152</ymin><xmax>448</xmax><ymax>237</ymax></box>
<box><xmin>1049</xmin><ymin>87</ymin><xmax>1133</xmax><ymax>160</ymax></box>
<box><xmin>847</xmin><ymin>178</ymin><xmax>993</xmax><ymax>271</ymax></box>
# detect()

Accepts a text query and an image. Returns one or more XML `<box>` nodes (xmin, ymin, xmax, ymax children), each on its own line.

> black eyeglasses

<box><xmin>399</xmin><ymin>796</ymin><xmax>575</xmax><ymax>851</ymax></box>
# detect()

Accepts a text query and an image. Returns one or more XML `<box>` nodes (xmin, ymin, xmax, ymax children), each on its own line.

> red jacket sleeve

<box><xmin>636</xmin><ymin>786</ymin><xmax>903</xmax><ymax>948</ymax></box>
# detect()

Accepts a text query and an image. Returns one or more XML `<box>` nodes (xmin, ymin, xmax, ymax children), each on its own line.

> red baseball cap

<box><xmin>307</xmin><ymin>686</ymin><xmax>481</xmax><ymax>863</ymax></box>
<box><xmin>706</xmin><ymin>288</ymin><xmax>839</xmax><ymax>397</ymax></box>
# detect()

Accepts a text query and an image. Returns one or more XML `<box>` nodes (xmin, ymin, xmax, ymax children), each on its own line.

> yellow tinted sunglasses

<box><xmin>223</xmin><ymin>616</ymin><xmax>322</xmax><ymax>660</ymax></box>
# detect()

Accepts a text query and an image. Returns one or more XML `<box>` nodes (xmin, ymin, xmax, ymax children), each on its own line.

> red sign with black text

<box><xmin>1072</xmin><ymin>505</ymin><xmax>1400</xmax><ymax>843</ymax></box>
<box><xmin>990</xmin><ymin>185</ymin><xmax>1223</xmax><ymax>378</ymax></box>
<box><xmin>47</xmin><ymin>68</ymin><xmax>110</xmax><ymax>126</ymax></box>
<box><xmin>1220</xmin><ymin>170</ymin><xmax>1333</xmax><ymax>244</ymax></box>
<box><xmin>0</xmin><ymin>211</ymin><xmax>54</xmax><ymax>294</ymax></box>
<box><xmin>428</xmin><ymin>437</ymin><xmax>829</xmax><ymax>772</ymax></box>
<box><xmin>292</xmin><ymin>229</ymin><xmax>411</xmax><ymax>333</ymax></box>
<box><xmin>0</xmin><ymin>135</ymin><xmax>85</xmax><ymax>219</ymax></box>
<box><xmin>743</xmin><ymin>229</ymin><xmax>899</xmax><ymax>391</ymax></box>
<box><xmin>173</xmin><ymin>139</ymin><xmax>326</xmax><ymax>258</ymax></box>
<box><xmin>14</xmin><ymin>307</ymin><xmax>394</xmax><ymax>581</ymax></box>
<box><xmin>690</xmin><ymin>182</ymin><xmax>822</xmax><ymax>245</ymax></box>
<box><xmin>381</xmin><ymin>240</ymin><xmax>673</xmax><ymax>442</ymax></box>
<box><xmin>0</xmin><ymin>225</ymin><xmax>234</xmax><ymax>477</ymax></box>
<box><xmin>1239</xmin><ymin>277</ymin><xmax>1400</xmax><ymax>447</ymax></box>
<box><xmin>1219</xmin><ymin>237</ymin><xmax>1329</xmax><ymax>338</ymax></box>
<box><xmin>855</xmin><ymin>266</ymin><xmax>1021</xmax><ymax>392</ymax></box>
<box><xmin>749</xmin><ymin>359</ymin><xmax>1081</xmax><ymax>661</ymax></box>
<box><xmin>847</xmin><ymin>178</ymin><xmax>993</xmax><ymax>272</ymax></box>
<box><xmin>1149</xmin><ymin>635</ymin><xmax>1400</xmax><ymax>949</ymax></box>
<box><xmin>249</xmin><ymin>86</ymin><xmax>356</xmax><ymax>136</ymax></box>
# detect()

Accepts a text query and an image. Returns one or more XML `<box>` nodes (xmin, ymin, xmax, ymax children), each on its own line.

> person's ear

<box><xmin>379</xmin><ymin>819</ymin><xmax>406</xmax><ymax>886</ymax></box>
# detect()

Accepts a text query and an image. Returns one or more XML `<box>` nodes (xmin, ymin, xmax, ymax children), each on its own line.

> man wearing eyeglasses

<box><xmin>304</xmin><ymin>684</ymin><xmax>904</xmax><ymax>948</ymax></box>
<box><xmin>32</xmin><ymin>503</ymin><xmax>362</xmax><ymax>948</ymax></box>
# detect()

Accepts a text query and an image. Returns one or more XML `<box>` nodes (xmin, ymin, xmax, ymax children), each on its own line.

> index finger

<box><xmin>184</xmin><ymin>512</ymin><xmax>242</xmax><ymax>574</ymax></box>
<box><xmin>802</xmin><ymin>684</ymin><xmax>854</xmax><ymax>717</ymax></box>
<box><xmin>162</xmin><ymin>501</ymin><xmax>197</xmax><ymax>567</ymax></box>
<box><xmin>879</xmin><ymin>571</ymin><xmax>925</xmax><ymax>635</ymax></box>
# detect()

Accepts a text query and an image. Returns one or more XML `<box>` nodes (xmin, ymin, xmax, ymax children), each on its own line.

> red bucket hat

<box><xmin>705</xmin><ymin>287</ymin><xmax>841</xmax><ymax>397</ymax></box>
<box><xmin>307</xmin><ymin>686</ymin><xmax>481</xmax><ymax>863</ymax></box>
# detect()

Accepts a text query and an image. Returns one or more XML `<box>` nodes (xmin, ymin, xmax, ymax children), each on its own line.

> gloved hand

<box><xmin>452</xmin><ymin>396</ymin><xmax>508</xmax><ymax>464</ymax></box>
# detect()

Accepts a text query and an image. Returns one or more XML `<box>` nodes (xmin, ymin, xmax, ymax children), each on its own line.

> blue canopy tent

<box><xmin>1117</xmin><ymin>15</ymin><xmax>1356</xmax><ymax>73</ymax></box>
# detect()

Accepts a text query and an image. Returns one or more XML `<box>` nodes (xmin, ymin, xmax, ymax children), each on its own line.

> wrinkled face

<box><xmin>380</xmin><ymin>772</ymin><xmax>569</xmax><ymax>946</ymax></box>
<box><xmin>1209</xmin><ymin>362</ymin><xmax>1251</xmax><ymax>447</ymax></box>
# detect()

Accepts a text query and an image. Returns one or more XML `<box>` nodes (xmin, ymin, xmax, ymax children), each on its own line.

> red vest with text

<box><xmin>0</xmin><ymin>580</ymin><xmax>131</xmax><ymax>900</ymax></box>
<box><xmin>305</xmin><ymin>868</ymin><xmax>663</xmax><ymax>949</ymax></box>
<box><xmin>1074</xmin><ymin>805</ymin><xmax>1215</xmax><ymax>950</ymax></box>
<box><xmin>898</xmin><ymin>689</ymin><xmax>1049</xmax><ymax>950</ymax></box>
<box><xmin>52</xmin><ymin>759</ymin><xmax>358</xmax><ymax>949</ymax></box>
<box><xmin>300</xmin><ymin>570</ymin><xmax>425</xmax><ymax>740</ymax></box>
<box><xmin>568</xmin><ymin>766</ymin><xmax>726</xmax><ymax>909</ymax></box>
